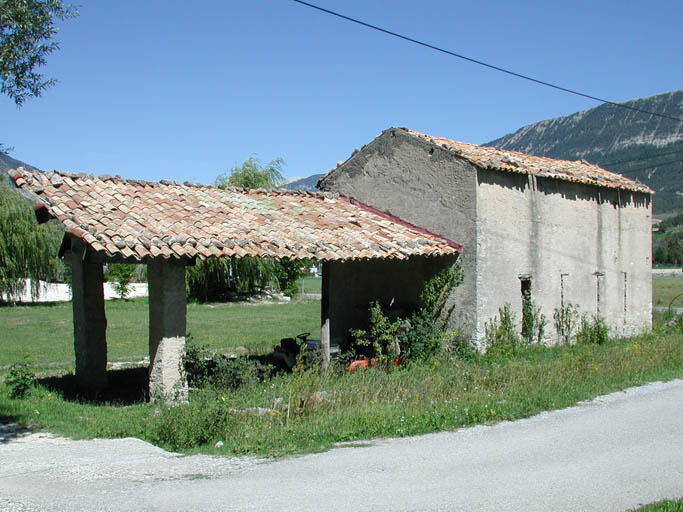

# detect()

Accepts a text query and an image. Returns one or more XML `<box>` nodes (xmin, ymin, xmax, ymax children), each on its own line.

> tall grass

<box><xmin>2</xmin><ymin>319</ymin><xmax>681</xmax><ymax>457</ymax></box>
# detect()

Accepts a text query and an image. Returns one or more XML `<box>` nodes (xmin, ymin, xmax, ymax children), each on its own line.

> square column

<box><xmin>320</xmin><ymin>261</ymin><xmax>330</xmax><ymax>370</ymax></box>
<box><xmin>70</xmin><ymin>241</ymin><xmax>108</xmax><ymax>393</ymax></box>
<box><xmin>148</xmin><ymin>259</ymin><xmax>188</xmax><ymax>402</ymax></box>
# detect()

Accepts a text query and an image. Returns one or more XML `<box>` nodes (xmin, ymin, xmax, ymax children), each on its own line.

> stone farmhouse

<box><xmin>319</xmin><ymin>127</ymin><xmax>654</xmax><ymax>345</ymax></box>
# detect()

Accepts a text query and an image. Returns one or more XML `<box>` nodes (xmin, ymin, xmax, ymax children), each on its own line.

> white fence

<box><xmin>1</xmin><ymin>279</ymin><xmax>148</xmax><ymax>303</ymax></box>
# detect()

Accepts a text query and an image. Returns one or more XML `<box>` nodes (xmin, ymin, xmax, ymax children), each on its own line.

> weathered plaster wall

<box><xmin>475</xmin><ymin>169</ymin><xmax>652</xmax><ymax>343</ymax></box>
<box><xmin>319</xmin><ymin>128</ymin><xmax>478</xmax><ymax>332</ymax></box>
<box><xmin>148</xmin><ymin>259</ymin><xmax>188</xmax><ymax>402</ymax></box>
<box><xmin>326</xmin><ymin>255</ymin><xmax>456</xmax><ymax>348</ymax></box>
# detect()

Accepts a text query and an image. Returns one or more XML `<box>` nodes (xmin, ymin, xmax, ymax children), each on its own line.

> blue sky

<box><xmin>2</xmin><ymin>0</ymin><xmax>682</xmax><ymax>184</ymax></box>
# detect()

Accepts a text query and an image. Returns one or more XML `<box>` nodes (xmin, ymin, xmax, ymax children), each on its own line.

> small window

<box><xmin>594</xmin><ymin>272</ymin><xmax>605</xmax><ymax>315</ymax></box>
<box><xmin>519</xmin><ymin>275</ymin><xmax>533</xmax><ymax>340</ymax></box>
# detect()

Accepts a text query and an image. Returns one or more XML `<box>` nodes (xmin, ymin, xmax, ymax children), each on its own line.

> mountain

<box><xmin>282</xmin><ymin>173</ymin><xmax>324</xmax><ymax>191</ymax></box>
<box><xmin>485</xmin><ymin>90</ymin><xmax>683</xmax><ymax>214</ymax></box>
<box><xmin>1</xmin><ymin>152</ymin><xmax>40</xmax><ymax>184</ymax></box>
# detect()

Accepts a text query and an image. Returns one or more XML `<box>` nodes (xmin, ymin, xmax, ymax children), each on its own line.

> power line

<box><xmin>292</xmin><ymin>0</ymin><xmax>683</xmax><ymax>124</ymax></box>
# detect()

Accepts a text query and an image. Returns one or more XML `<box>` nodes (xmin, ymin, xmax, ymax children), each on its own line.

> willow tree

<box><xmin>186</xmin><ymin>157</ymin><xmax>308</xmax><ymax>301</ymax></box>
<box><xmin>0</xmin><ymin>178</ymin><xmax>62</xmax><ymax>300</ymax></box>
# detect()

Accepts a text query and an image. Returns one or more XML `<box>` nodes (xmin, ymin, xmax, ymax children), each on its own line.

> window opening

<box><xmin>623</xmin><ymin>272</ymin><xmax>628</xmax><ymax>322</ymax></box>
<box><xmin>594</xmin><ymin>272</ymin><xmax>605</xmax><ymax>315</ymax></box>
<box><xmin>560</xmin><ymin>273</ymin><xmax>568</xmax><ymax>308</ymax></box>
<box><xmin>519</xmin><ymin>275</ymin><xmax>533</xmax><ymax>342</ymax></box>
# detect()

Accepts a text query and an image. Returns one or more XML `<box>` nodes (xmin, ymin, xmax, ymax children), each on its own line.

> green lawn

<box><xmin>0</xmin><ymin>298</ymin><xmax>320</xmax><ymax>370</ymax></box>
<box><xmin>1</xmin><ymin>319</ymin><xmax>681</xmax><ymax>457</ymax></box>
<box><xmin>653</xmin><ymin>275</ymin><xmax>683</xmax><ymax>307</ymax></box>
<box><xmin>300</xmin><ymin>275</ymin><xmax>321</xmax><ymax>294</ymax></box>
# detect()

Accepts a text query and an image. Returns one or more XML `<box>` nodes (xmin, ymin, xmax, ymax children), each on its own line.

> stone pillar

<box><xmin>320</xmin><ymin>261</ymin><xmax>330</xmax><ymax>370</ymax></box>
<box><xmin>70</xmin><ymin>241</ymin><xmax>108</xmax><ymax>393</ymax></box>
<box><xmin>148</xmin><ymin>259</ymin><xmax>188</xmax><ymax>402</ymax></box>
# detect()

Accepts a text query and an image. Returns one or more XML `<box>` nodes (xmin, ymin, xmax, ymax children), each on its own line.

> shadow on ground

<box><xmin>38</xmin><ymin>367</ymin><xmax>149</xmax><ymax>405</ymax></box>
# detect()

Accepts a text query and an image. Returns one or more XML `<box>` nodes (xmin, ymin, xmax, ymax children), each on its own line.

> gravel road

<box><xmin>1</xmin><ymin>379</ymin><xmax>682</xmax><ymax>512</ymax></box>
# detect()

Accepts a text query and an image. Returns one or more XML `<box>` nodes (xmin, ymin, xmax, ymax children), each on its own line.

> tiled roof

<box><xmin>398</xmin><ymin>128</ymin><xmax>653</xmax><ymax>194</ymax></box>
<box><xmin>8</xmin><ymin>168</ymin><xmax>460</xmax><ymax>262</ymax></box>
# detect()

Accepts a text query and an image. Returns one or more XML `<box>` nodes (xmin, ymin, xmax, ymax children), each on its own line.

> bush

<box><xmin>183</xmin><ymin>342</ymin><xmax>274</xmax><ymax>389</ymax></box>
<box><xmin>350</xmin><ymin>264</ymin><xmax>464</xmax><ymax>362</ymax></box>
<box><xmin>521</xmin><ymin>297</ymin><xmax>547</xmax><ymax>344</ymax></box>
<box><xmin>575</xmin><ymin>314</ymin><xmax>609</xmax><ymax>345</ymax></box>
<box><xmin>106</xmin><ymin>263</ymin><xmax>135</xmax><ymax>299</ymax></box>
<box><xmin>350</xmin><ymin>301</ymin><xmax>401</xmax><ymax>361</ymax></box>
<box><xmin>484</xmin><ymin>303</ymin><xmax>521</xmax><ymax>358</ymax></box>
<box><xmin>5</xmin><ymin>360</ymin><xmax>36</xmax><ymax>399</ymax></box>
<box><xmin>554</xmin><ymin>303</ymin><xmax>579</xmax><ymax>345</ymax></box>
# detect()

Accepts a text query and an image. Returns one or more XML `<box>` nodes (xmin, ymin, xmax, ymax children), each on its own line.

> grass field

<box><xmin>1</xmin><ymin>319</ymin><xmax>680</xmax><ymax>457</ymax></box>
<box><xmin>300</xmin><ymin>275</ymin><xmax>321</xmax><ymax>294</ymax></box>
<box><xmin>1</xmin><ymin>278</ymin><xmax>682</xmax><ymax>458</ymax></box>
<box><xmin>0</xmin><ymin>298</ymin><xmax>319</xmax><ymax>370</ymax></box>
<box><xmin>653</xmin><ymin>275</ymin><xmax>683</xmax><ymax>307</ymax></box>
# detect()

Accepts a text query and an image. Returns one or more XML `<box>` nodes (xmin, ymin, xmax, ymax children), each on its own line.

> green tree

<box><xmin>215</xmin><ymin>156</ymin><xmax>284</xmax><ymax>189</ymax></box>
<box><xmin>0</xmin><ymin>176</ymin><xmax>61</xmax><ymax>301</ymax></box>
<box><xmin>1</xmin><ymin>0</ymin><xmax>78</xmax><ymax>106</ymax></box>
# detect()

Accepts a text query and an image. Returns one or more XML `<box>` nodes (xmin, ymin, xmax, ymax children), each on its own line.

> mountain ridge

<box><xmin>485</xmin><ymin>90</ymin><xmax>683</xmax><ymax>213</ymax></box>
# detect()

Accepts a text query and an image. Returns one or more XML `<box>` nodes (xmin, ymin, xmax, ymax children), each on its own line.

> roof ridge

<box><xmin>393</xmin><ymin>127</ymin><xmax>653</xmax><ymax>194</ymax></box>
<box><xmin>8</xmin><ymin>167</ymin><xmax>335</xmax><ymax>198</ymax></box>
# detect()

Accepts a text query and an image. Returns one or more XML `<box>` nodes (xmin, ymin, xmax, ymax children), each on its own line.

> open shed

<box><xmin>9</xmin><ymin>168</ymin><xmax>460</xmax><ymax>401</ymax></box>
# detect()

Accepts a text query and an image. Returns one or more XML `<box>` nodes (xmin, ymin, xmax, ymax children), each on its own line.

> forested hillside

<box><xmin>486</xmin><ymin>90</ymin><xmax>683</xmax><ymax>214</ymax></box>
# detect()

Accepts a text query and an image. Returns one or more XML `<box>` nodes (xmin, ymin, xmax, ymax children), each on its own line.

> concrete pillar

<box><xmin>320</xmin><ymin>262</ymin><xmax>330</xmax><ymax>370</ymax></box>
<box><xmin>70</xmin><ymin>241</ymin><xmax>108</xmax><ymax>393</ymax></box>
<box><xmin>148</xmin><ymin>259</ymin><xmax>188</xmax><ymax>402</ymax></box>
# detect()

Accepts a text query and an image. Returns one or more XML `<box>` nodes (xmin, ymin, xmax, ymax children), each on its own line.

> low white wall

<box><xmin>1</xmin><ymin>279</ymin><xmax>148</xmax><ymax>303</ymax></box>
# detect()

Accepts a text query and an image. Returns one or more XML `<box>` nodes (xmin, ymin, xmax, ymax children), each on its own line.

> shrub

<box><xmin>521</xmin><ymin>297</ymin><xmax>547</xmax><ymax>344</ymax></box>
<box><xmin>575</xmin><ymin>314</ymin><xmax>609</xmax><ymax>345</ymax></box>
<box><xmin>106</xmin><ymin>263</ymin><xmax>135</xmax><ymax>299</ymax></box>
<box><xmin>350</xmin><ymin>265</ymin><xmax>465</xmax><ymax>363</ymax></box>
<box><xmin>484</xmin><ymin>303</ymin><xmax>520</xmax><ymax>358</ymax></box>
<box><xmin>350</xmin><ymin>301</ymin><xmax>401</xmax><ymax>361</ymax></box>
<box><xmin>554</xmin><ymin>303</ymin><xmax>579</xmax><ymax>345</ymax></box>
<box><xmin>183</xmin><ymin>342</ymin><xmax>274</xmax><ymax>389</ymax></box>
<box><xmin>400</xmin><ymin>264</ymin><xmax>464</xmax><ymax>360</ymax></box>
<box><xmin>5</xmin><ymin>360</ymin><xmax>36</xmax><ymax>399</ymax></box>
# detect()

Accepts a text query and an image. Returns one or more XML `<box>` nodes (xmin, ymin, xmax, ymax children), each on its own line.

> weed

<box><xmin>484</xmin><ymin>304</ymin><xmax>521</xmax><ymax>357</ymax></box>
<box><xmin>554</xmin><ymin>303</ymin><xmax>579</xmax><ymax>345</ymax></box>
<box><xmin>350</xmin><ymin>301</ymin><xmax>401</xmax><ymax>361</ymax></box>
<box><xmin>5</xmin><ymin>360</ymin><xmax>36</xmax><ymax>398</ymax></box>
<box><xmin>351</xmin><ymin>265</ymin><xmax>464</xmax><ymax>362</ymax></box>
<box><xmin>575</xmin><ymin>314</ymin><xmax>610</xmax><ymax>345</ymax></box>
<box><xmin>183</xmin><ymin>341</ymin><xmax>274</xmax><ymax>389</ymax></box>
<box><xmin>521</xmin><ymin>298</ymin><xmax>547</xmax><ymax>344</ymax></box>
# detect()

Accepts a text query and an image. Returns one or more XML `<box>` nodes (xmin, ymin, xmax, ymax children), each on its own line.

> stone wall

<box><xmin>475</xmin><ymin>169</ymin><xmax>652</xmax><ymax>342</ymax></box>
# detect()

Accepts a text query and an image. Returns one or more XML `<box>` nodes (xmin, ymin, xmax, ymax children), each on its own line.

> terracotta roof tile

<box><xmin>8</xmin><ymin>168</ymin><xmax>460</xmax><ymax>262</ymax></box>
<box><xmin>397</xmin><ymin>128</ymin><xmax>653</xmax><ymax>194</ymax></box>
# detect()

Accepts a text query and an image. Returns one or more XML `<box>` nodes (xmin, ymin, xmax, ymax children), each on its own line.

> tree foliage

<box><xmin>0</xmin><ymin>177</ymin><xmax>62</xmax><ymax>300</ymax></box>
<box><xmin>215</xmin><ymin>156</ymin><xmax>284</xmax><ymax>190</ymax></box>
<box><xmin>1</xmin><ymin>0</ymin><xmax>77</xmax><ymax>106</ymax></box>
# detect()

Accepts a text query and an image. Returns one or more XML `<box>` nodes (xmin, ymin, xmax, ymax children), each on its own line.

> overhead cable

<box><xmin>292</xmin><ymin>0</ymin><xmax>683</xmax><ymax>124</ymax></box>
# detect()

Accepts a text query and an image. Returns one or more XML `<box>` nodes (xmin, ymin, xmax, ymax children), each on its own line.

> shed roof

<box><xmin>8</xmin><ymin>168</ymin><xmax>460</xmax><ymax>262</ymax></box>
<box><xmin>386</xmin><ymin>128</ymin><xmax>653</xmax><ymax>194</ymax></box>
